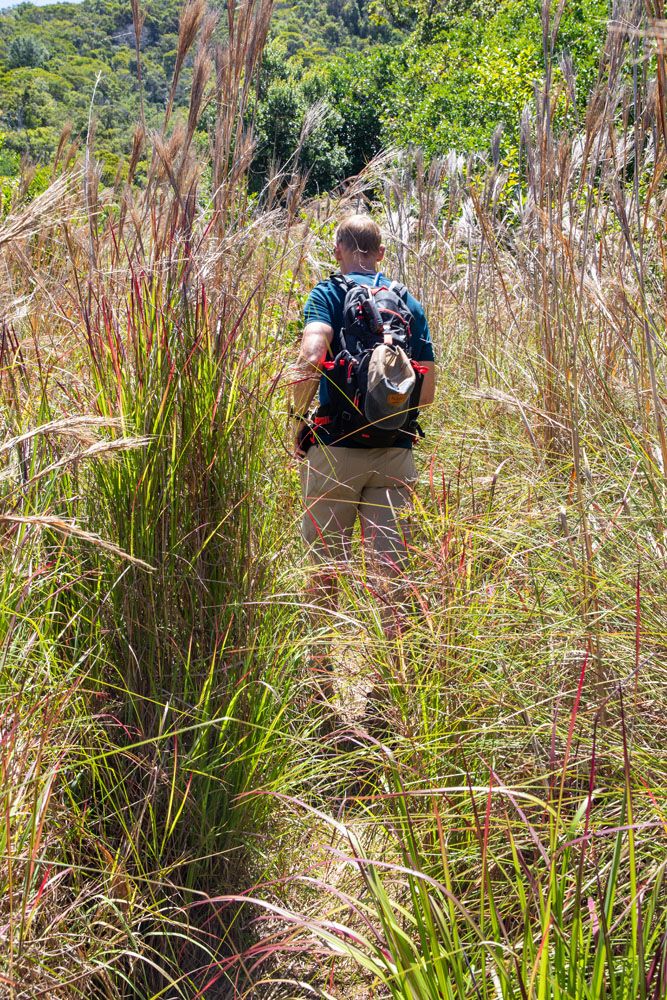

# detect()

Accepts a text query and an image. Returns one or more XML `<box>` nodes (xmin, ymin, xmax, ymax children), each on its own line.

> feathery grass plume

<box><xmin>16</xmin><ymin>159</ymin><xmax>37</xmax><ymax>204</ymax></box>
<box><xmin>163</xmin><ymin>0</ymin><xmax>206</xmax><ymax>131</ymax></box>
<box><xmin>211</xmin><ymin>0</ymin><xmax>274</xmax><ymax>234</ymax></box>
<box><xmin>3</xmin><ymin>436</ymin><xmax>151</xmax><ymax>503</ymax></box>
<box><xmin>186</xmin><ymin>46</ymin><xmax>213</xmax><ymax>150</ymax></box>
<box><xmin>130</xmin><ymin>0</ymin><xmax>146</xmax><ymax>125</ymax></box>
<box><xmin>0</xmin><ymin>171</ymin><xmax>81</xmax><ymax>248</ymax></box>
<box><xmin>164</xmin><ymin>15</ymin><xmax>217</xmax><ymax>243</ymax></box>
<box><xmin>0</xmin><ymin>415</ymin><xmax>123</xmax><ymax>457</ymax></box>
<box><xmin>0</xmin><ymin>514</ymin><xmax>155</xmax><ymax>570</ymax></box>
<box><xmin>137</xmin><ymin>0</ymin><xmax>207</xmax><ymax>239</ymax></box>
<box><xmin>199</xmin><ymin>7</ymin><xmax>217</xmax><ymax>48</ymax></box>
<box><xmin>51</xmin><ymin>123</ymin><xmax>74</xmax><ymax>177</ymax></box>
<box><xmin>114</xmin><ymin>124</ymin><xmax>146</xmax><ymax>244</ymax></box>
<box><xmin>294</xmin><ymin>99</ymin><xmax>331</xmax><ymax>165</ymax></box>
<box><xmin>126</xmin><ymin>123</ymin><xmax>146</xmax><ymax>188</ymax></box>
<box><xmin>152</xmin><ymin>125</ymin><xmax>188</xmax><ymax>209</ymax></box>
<box><xmin>83</xmin><ymin>75</ymin><xmax>102</xmax><ymax>269</ymax></box>
<box><xmin>559</xmin><ymin>50</ymin><xmax>577</xmax><ymax>112</ymax></box>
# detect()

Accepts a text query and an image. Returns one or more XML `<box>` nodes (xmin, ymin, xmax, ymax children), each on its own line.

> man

<box><xmin>290</xmin><ymin>213</ymin><xmax>436</xmax><ymax>650</ymax></box>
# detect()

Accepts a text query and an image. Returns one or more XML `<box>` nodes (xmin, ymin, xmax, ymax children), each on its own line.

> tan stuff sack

<box><xmin>365</xmin><ymin>343</ymin><xmax>417</xmax><ymax>430</ymax></box>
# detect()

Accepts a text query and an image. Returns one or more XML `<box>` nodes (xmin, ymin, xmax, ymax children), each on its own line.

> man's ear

<box><xmin>334</xmin><ymin>243</ymin><xmax>343</xmax><ymax>263</ymax></box>
<box><xmin>377</xmin><ymin>244</ymin><xmax>386</xmax><ymax>263</ymax></box>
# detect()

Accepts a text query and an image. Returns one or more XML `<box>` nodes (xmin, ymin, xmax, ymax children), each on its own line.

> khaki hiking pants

<box><xmin>299</xmin><ymin>444</ymin><xmax>417</xmax><ymax>570</ymax></box>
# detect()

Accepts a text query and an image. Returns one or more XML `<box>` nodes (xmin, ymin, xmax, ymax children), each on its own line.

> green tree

<box><xmin>8</xmin><ymin>35</ymin><xmax>50</xmax><ymax>70</ymax></box>
<box><xmin>251</xmin><ymin>76</ymin><xmax>349</xmax><ymax>194</ymax></box>
<box><xmin>0</xmin><ymin>130</ymin><xmax>20</xmax><ymax>177</ymax></box>
<box><xmin>3</xmin><ymin>71</ymin><xmax>57</xmax><ymax>131</ymax></box>
<box><xmin>303</xmin><ymin>46</ymin><xmax>395</xmax><ymax>175</ymax></box>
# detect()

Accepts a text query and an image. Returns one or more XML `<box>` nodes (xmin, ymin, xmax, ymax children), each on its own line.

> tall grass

<box><xmin>1</xmin><ymin>0</ymin><xmax>667</xmax><ymax>995</ymax></box>
<box><xmin>228</xmin><ymin>722</ymin><xmax>667</xmax><ymax>997</ymax></box>
<box><xmin>224</xmin><ymin>0</ymin><xmax>667</xmax><ymax>993</ymax></box>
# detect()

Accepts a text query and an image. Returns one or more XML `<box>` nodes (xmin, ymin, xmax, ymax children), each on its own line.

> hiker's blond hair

<box><xmin>334</xmin><ymin>214</ymin><xmax>383</xmax><ymax>257</ymax></box>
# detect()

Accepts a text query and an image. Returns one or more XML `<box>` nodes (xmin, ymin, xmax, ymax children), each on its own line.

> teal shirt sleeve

<box><xmin>407</xmin><ymin>297</ymin><xmax>435</xmax><ymax>363</ymax></box>
<box><xmin>303</xmin><ymin>283</ymin><xmax>335</xmax><ymax>326</ymax></box>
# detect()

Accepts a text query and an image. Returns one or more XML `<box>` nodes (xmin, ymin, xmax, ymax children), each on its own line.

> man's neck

<box><xmin>339</xmin><ymin>254</ymin><xmax>380</xmax><ymax>275</ymax></box>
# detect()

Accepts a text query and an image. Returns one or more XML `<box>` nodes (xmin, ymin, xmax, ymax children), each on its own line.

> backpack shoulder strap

<box><xmin>330</xmin><ymin>271</ymin><xmax>355</xmax><ymax>292</ymax></box>
<box><xmin>388</xmin><ymin>280</ymin><xmax>408</xmax><ymax>300</ymax></box>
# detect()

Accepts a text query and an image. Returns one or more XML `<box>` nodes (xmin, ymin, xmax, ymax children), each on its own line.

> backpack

<box><xmin>314</xmin><ymin>273</ymin><xmax>428</xmax><ymax>447</ymax></box>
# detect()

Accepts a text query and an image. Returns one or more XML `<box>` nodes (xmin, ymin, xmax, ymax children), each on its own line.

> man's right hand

<box><xmin>294</xmin><ymin>419</ymin><xmax>312</xmax><ymax>459</ymax></box>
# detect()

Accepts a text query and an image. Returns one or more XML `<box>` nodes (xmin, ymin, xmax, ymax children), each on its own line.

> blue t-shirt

<box><xmin>303</xmin><ymin>271</ymin><xmax>435</xmax><ymax>448</ymax></box>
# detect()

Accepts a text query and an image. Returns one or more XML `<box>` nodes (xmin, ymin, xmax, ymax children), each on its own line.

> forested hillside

<box><xmin>271</xmin><ymin>0</ymin><xmax>401</xmax><ymax>61</ymax></box>
<box><xmin>0</xmin><ymin>0</ymin><xmax>184</xmax><ymax>180</ymax></box>
<box><xmin>0</xmin><ymin>0</ymin><xmax>607</xmax><ymax>195</ymax></box>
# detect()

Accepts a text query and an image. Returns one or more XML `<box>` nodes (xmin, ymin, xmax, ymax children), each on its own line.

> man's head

<box><xmin>334</xmin><ymin>214</ymin><xmax>385</xmax><ymax>272</ymax></box>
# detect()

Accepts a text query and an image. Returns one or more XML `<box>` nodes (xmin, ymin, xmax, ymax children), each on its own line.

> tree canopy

<box><xmin>0</xmin><ymin>0</ymin><xmax>609</xmax><ymax>193</ymax></box>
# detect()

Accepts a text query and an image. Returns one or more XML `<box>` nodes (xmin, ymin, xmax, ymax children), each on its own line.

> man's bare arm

<box><xmin>289</xmin><ymin>321</ymin><xmax>334</xmax><ymax>416</ymax></box>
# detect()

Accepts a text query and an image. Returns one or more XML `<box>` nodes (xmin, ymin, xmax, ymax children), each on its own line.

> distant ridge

<box><xmin>0</xmin><ymin>0</ymin><xmax>81</xmax><ymax>8</ymax></box>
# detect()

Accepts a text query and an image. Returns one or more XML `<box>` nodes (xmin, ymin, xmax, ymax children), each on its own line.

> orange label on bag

<box><xmin>387</xmin><ymin>392</ymin><xmax>408</xmax><ymax>406</ymax></box>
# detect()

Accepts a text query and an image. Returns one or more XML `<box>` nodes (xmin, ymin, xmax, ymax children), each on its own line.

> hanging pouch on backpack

<box><xmin>365</xmin><ymin>343</ymin><xmax>416</xmax><ymax>430</ymax></box>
